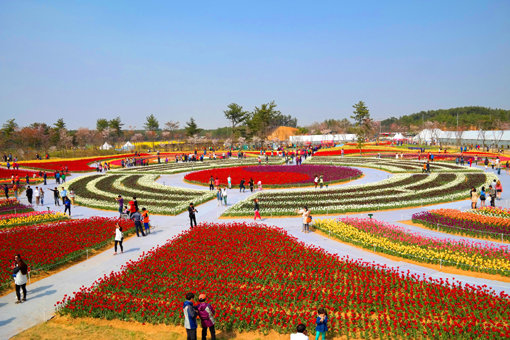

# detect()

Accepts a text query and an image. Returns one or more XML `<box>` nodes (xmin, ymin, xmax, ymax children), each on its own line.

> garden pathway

<box><xmin>0</xmin><ymin>163</ymin><xmax>509</xmax><ymax>338</ymax></box>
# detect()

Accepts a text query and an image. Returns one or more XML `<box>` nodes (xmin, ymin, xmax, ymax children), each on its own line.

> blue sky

<box><xmin>1</xmin><ymin>1</ymin><xmax>509</xmax><ymax>130</ymax></box>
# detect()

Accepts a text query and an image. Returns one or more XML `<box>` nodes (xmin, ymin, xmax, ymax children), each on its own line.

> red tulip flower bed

<box><xmin>57</xmin><ymin>223</ymin><xmax>509</xmax><ymax>339</ymax></box>
<box><xmin>17</xmin><ymin>153</ymin><xmax>148</xmax><ymax>172</ymax></box>
<box><xmin>184</xmin><ymin>164</ymin><xmax>362</xmax><ymax>187</ymax></box>
<box><xmin>0</xmin><ymin>168</ymin><xmax>52</xmax><ymax>180</ymax></box>
<box><xmin>0</xmin><ymin>217</ymin><xmax>133</xmax><ymax>290</ymax></box>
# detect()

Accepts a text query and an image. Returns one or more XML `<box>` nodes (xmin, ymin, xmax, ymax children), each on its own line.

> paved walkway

<box><xmin>0</xmin><ymin>164</ymin><xmax>509</xmax><ymax>338</ymax></box>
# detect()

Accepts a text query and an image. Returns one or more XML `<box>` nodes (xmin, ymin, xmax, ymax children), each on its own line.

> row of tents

<box><xmin>99</xmin><ymin>141</ymin><xmax>135</xmax><ymax>151</ymax></box>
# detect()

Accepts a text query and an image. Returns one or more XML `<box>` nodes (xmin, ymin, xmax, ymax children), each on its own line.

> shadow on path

<box><xmin>0</xmin><ymin>317</ymin><xmax>15</xmax><ymax>327</ymax></box>
<box><xmin>29</xmin><ymin>289</ymin><xmax>57</xmax><ymax>301</ymax></box>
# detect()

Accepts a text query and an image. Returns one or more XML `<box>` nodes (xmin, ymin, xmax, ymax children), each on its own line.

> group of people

<box><xmin>470</xmin><ymin>180</ymin><xmax>503</xmax><ymax>209</ymax></box>
<box><xmin>290</xmin><ymin>308</ymin><xmax>328</xmax><ymax>340</ymax></box>
<box><xmin>117</xmin><ymin>195</ymin><xmax>151</xmax><ymax>237</ymax></box>
<box><xmin>184</xmin><ymin>292</ymin><xmax>328</xmax><ymax>340</ymax></box>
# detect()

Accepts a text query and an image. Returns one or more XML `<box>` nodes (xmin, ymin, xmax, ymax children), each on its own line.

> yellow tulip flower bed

<box><xmin>314</xmin><ymin>218</ymin><xmax>510</xmax><ymax>276</ymax></box>
<box><xmin>0</xmin><ymin>211</ymin><xmax>68</xmax><ymax>229</ymax></box>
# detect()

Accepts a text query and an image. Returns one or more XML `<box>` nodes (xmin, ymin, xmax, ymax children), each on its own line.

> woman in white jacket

<box><xmin>12</xmin><ymin>254</ymin><xmax>28</xmax><ymax>303</ymax></box>
<box><xmin>114</xmin><ymin>223</ymin><xmax>124</xmax><ymax>255</ymax></box>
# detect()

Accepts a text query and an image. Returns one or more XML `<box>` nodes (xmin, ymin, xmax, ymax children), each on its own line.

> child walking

<box><xmin>315</xmin><ymin>307</ymin><xmax>328</xmax><ymax>340</ymax></box>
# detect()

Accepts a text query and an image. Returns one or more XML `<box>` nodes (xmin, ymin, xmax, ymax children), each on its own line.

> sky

<box><xmin>0</xmin><ymin>0</ymin><xmax>509</xmax><ymax>130</ymax></box>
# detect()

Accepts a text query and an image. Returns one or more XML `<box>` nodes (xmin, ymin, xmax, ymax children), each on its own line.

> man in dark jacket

<box><xmin>130</xmin><ymin>210</ymin><xmax>145</xmax><ymax>237</ymax></box>
<box><xmin>183</xmin><ymin>292</ymin><xmax>197</xmax><ymax>340</ymax></box>
<box><xmin>197</xmin><ymin>293</ymin><xmax>216</xmax><ymax>340</ymax></box>
<box><xmin>188</xmin><ymin>203</ymin><xmax>197</xmax><ymax>228</ymax></box>
<box><xmin>25</xmin><ymin>186</ymin><xmax>33</xmax><ymax>204</ymax></box>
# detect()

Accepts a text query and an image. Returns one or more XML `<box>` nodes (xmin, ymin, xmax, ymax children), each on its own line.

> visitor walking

<box><xmin>239</xmin><ymin>178</ymin><xmax>246</xmax><ymax>192</ymax></box>
<box><xmin>13</xmin><ymin>183</ymin><xmax>18</xmax><ymax>199</ymax></box>
<box><xmin>39</xmin><ymin>187</ymin><xmax>44</xmax><ymax>205</ymax></box>
<box><xmin>197</xmin><ymin>293</ymin><xmax>216</xmax><ymax>340</ymax></box>
<box><xmin>209</xmin><ymin>176</ymin><xmax>214</xmax><ymax>191</ymax></box>
<box><xmin>131</xmin><ymin>210</ymin><xmax>145</xmax><ymax>237</ymax></box>
<box><xmin>227</xmin><ymin>175</ymin><xmax>232</xmax><ymax>189</ymax></box>
<box><xmin>60</xmin><ymin>187</ymin><xmax>67</xmax><ymax>205</ymax></box>
<box><xmin>253</xmin><ymin>198</ymin><xmax>261</xmax><ymax>220</ymax></box>
<box><xmin>49</xmin><ymin>187</ymin><xmax>60</xmax><ymax>206</ymax></box>
<box><xmin>69</xmin><ymin>190</ymin><xmax>75</xmax><ymax>205</ymax></box>
<box><xmin>43</xmin><ymin>171</ymin><xmax>47</xmax><ymax>185</ymax></box>
<box><xmin>12</xmin><ymin>254</ymin><xmax>28</xmax><ymax>304</ymax></box>
<box><xmin>297</xmin><ymin>206</ymin><xmax>312</xmax><ymax>233</ymax></box>
<box><xmin>188</xmin><ymin>203</ymin><xmax>198</xmax><ymax>228</ymax></box>
<box><xmin>63</xmin><ymin>197</ymin><xmax>71</xmax><ymax>216</ymax></box>
<box><xmin>25</xmin><ymin>186</ymin><xmax>33</xmax><ymax>205</ymax></box>
<box><xmin>496</xmin><ymin>180</ymin><xmax>503</xmax><ymax>200</ymax></box>
<box><xmin>249</xmin><ymin>178</ymin><xmax>254</xmax><ymax>192</ymax></box>
<box><xmin>183</xmin><ymin>293</ymin><xmax>198</xmax><ymax>340</ymax></box>
<box><xmin>116</xmin><ymin>195</ymin><xmax>124</xmax><ymax>217</ymax></box>
<box><xmin>34</xmin><ymin>186</ymin><xmax>40</xmax><ymax>205</ymax></box>
<box><xmin>315</xmin><ymin>307</ymin><xmax>328</xmax><ymax>340</ymax></box>
<box><xmin>114</xmin><ymin>223</ymin><xmax>124</xmax><ymax>255</ymax></box>
<box><xmin>216</xmin><ymin>188</ymin><xmax>222</xmax><ymax>206</ymax></box>
<box><xmin>222</xmin><ymin>187</ymin><xmax>228</xmax><ymax>206</ymax></box>
<box><xmin>488</xmin><ymin>185</ymin><xmax>496</xmax><ymax>207</ymax></box>
<box><xmin>319</xmin><ymin>175</ymin><xmax>324</xmax><ymax>189</ymax></box>
<box><xmin>141</xmin><ymin>207</ymin><xmax>150</xmax><ymax>234</ymax></box>
<box><xmin>257</xmin><ymin>180</ymin><xmax>262</xmax><ymax>191</ymax></box>
<box><xmin>479</xmin><ymin>186</ymin><xmax>486</xmax><ymax>208</ymax></box>
<box><xmin>3</xmin><ymin>184</ymin><xmax>8</xmax><ymax>199</ymax></box>
<box><xmin>470</xmin><ymin>187</ymin><xmax>478</xmax><ymax>209</ymax></box>
<box><xmin>314</xmin><ymin>175</ymin><xmax>319</xmax><ymax>188</ymax></box>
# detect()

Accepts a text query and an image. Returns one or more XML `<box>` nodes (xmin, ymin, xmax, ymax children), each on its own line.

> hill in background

<box><xmin>381</xmin><ymin>106</ymin><xmax>510</xmax><ymax>132</ymax></box>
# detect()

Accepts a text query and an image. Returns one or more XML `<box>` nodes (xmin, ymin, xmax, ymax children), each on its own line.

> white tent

<box><xmin>392</xmin><ymin>133</ymin><xmax>405</xmax><ymax>140</ymax></box>
<box><xmin>100</xmin><ymin>142</ymin><xmax>113</xmax><ymax>150</ymax></box>
<box><xmin>121</xmin><ymin>141</ymin><xmax>135</xmax><ymax>151</ymax></box>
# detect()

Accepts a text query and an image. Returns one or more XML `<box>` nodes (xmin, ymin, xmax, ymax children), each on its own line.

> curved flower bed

<box><xmin>307</xmin><ymin>156</ymin><xmax>479</xmax><ymax>173</ymax></box>
<box><xmin>0</xmin><ymin>211</ymin><xmax>68</xmax><ymax>229</ymax></box>
<box><xmin>65</xmin><ymin>174</ymin><xmax>214</xmax><ymax>215</ymax></box>
<box><xmin>184</xmin><ymin>164</ymin><xmax>362</xmax><ymax>187</ymax></box>
<box><xmin>110</xmin><ymin>158</ymin><xmax>284</xmax><ymax>175</ymax></box>
<box><xmin>56</xmin><ymin>222</ymin><xmax>510</xmax><ymax>338</ymax></box>
<box><xmin>0</xmin><ymin>217</ymin><xmax>134</xmax><ymax>290</ymax></box>
<box><xmin>314</xmin><ymin>218</ymin><xmax>510</xmax><ymax>276</ymax></box>
<box><xmin>223</xmin><ymin>172</ymin><xmax>496</xmax><ymax>216</ymax></box>
<box><xmin>412</xmin><ymin>209</ymin><xmax>510</xmax><ymax>242</ymax></box>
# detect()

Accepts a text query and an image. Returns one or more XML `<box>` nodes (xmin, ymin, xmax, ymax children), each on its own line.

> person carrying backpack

<box><xmin>197</xmin><ymin>293</ymin><xmax>216</xmax><ymax>340</ymax></box>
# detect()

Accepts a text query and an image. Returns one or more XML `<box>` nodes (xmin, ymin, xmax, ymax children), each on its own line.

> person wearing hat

<box><xmin>188</xmin><ymin>203</ymin><xmax>198</xmax><ymax>228</ymax></box>
<box><xmin>197</xmin><ymin>293</ymin><xmax>216</xmax><ymax>340</ymax></box>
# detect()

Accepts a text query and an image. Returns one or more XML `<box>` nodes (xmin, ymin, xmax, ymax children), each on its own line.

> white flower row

<box><xmin>66</xmin><ymin>173</ymin><xmax>214</xmax><ymax>214</ymax></box>
<box><xmin>306</xmin><ymin>156</ymin><xmax>481</xmax><ymax>173</ymax></box>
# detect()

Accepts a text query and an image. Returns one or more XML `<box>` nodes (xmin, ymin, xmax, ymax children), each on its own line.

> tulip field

<box><xmin>0</xmin><ymin>217</ymin><xmax>133</xmax><ymax>290</ymax></box>
<box><xmin>10</xmin><ymin>153</ymin><xmax>146</xmax><ymax>172</ymax></box>
<box><xmin>110</xmin><ymin>157</ymin><xmax>284</xmax><ymax>174</ymax></box>
<box><xmin>56</xmin><ymin>222</ymin><xmax>510</xmax><ymax>339</ymax></box>
<box><xmin>413</xmin><ymin>209</ymin><xmax>510</xmax><ymax>242</ymax></box>
<box><xmin>314</xmin><ymin>218</ymin><xmax>510</xmax><ymax>276</ymax></box>
<box><xmin>223</xmin><ymin>171</ymin><xmax>496</xmax><ymax>216</ymax></box>
<box><xmin>65</xmin><ymin>173</ymin><xmax>214</xmax><ymax>214</ymax></box>
<box><xmin>184</xmin><ymin>164</ymin><xmax>362</xmax><ymax>187</ymax></box>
